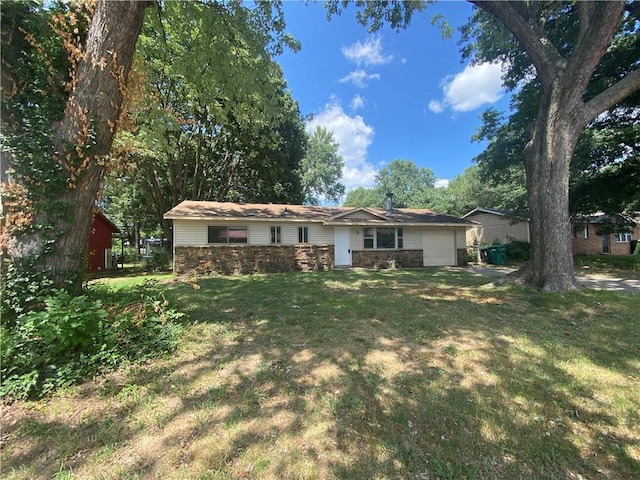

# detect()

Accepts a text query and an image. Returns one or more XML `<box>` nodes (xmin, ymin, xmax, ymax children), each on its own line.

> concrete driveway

<box><xmin>450</xmin><ymin>265</ymin><xmax>640</xmax><ymax>294</ymax></box>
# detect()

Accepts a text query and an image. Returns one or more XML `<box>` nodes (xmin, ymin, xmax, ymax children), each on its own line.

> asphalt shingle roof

<box><xmin>164</xmin><ymin>201</ymin><xmax>470</xmax><ymax>226</ymax></box>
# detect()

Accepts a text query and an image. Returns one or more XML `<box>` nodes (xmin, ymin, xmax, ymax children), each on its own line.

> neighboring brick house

<box><xmin>163</xmin><ymin>198</ymin><xmax>472</xmax><ymax>275</ymax></box>
<box><xmin>572</xmin><ymin>213</ymin><xmax>639</xmax><ymax>255</ymax></box>
<box><xmin>462</xmin><ymin>208</ymin><xmax>639</xmax><ymax>256</ymax></box>
<box><xmin>87</xmin><ymin>211</ymin><xmax>120</xmax><ymax>271</ymax></box>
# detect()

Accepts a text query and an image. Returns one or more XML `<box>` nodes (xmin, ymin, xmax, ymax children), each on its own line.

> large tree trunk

<box><xmin>520</xmin><ymin>82</ymin><xmax>583</xmax><ymax>291</ymax></box>
<box><xmin>473</xmin><ymin>0</ymin><xmax>638</xmax><ymax>292</ymax></box>
<box><xmin>6</xmin><ymin>0</ymin><xmax>148</xmax><ymax>291</ymax></box>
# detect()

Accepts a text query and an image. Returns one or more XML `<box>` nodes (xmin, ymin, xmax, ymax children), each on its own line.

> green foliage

<box><xmin>143</xmin><ymin>249</ymin><xmax>171</xmax><ymax>272</ymax></box>
<box><xmin>325</xmin><ymin>0</ymin><xmax>426</xmax><ymax>33</ymax></box>
<box><xmin>343</xmin><ymin>159</ymin><xmax>439</xmax><ymax>209</ymax></box>
<box><xmin>375</xmin><ymin>159</ymin><xmax>436</xmax><ymax>208</ymax></box>
<box><xmin>505</xmin><ymin>240</ymin><xmax>531</xmax><ymax>262</ymax></box>
<box><xmin>1</xmin><ymin>1</ymin><xmax>98</xmax><ymax>297</ymax></box>
<box><xmin>431</xmin><ymin>165</ymin><xmax>528</xmax><ymax>217</ymax></box>
<box><xmin>1</xmin><ymin>281</ymin><xmax>184</xmax><ymax>400</ymax></box>
<box><xmin>463</xmin><ymin>4</ymin><xmax>640</xmax><ymax>216</ymax></box>
<box><xmin>1</xmin><ymin>258</ymin><xmax>54</xmax><ymax>317</ymax></box>
<box><xmin>343</xmin><ymin>186</ymin><xmax>384</xmax><ymax>208</ymax></box>
<box><xmin>0</xmin><ymin>1</ymin><xmax>70</xmax><ymax>221</ymax></box>
<box><xmin>300</xmin><ymin>126</ymin><xmax>345</xmax><ymax>205</ymax></box>
<box><xmin>105</xmin><ymin>1</ymin><xmax>306</xmax><ymax>241</ymax></box>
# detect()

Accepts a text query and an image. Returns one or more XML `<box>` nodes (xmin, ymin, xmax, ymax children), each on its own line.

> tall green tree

<box><xmin>428</xmin><ymin>165</ymin><xmax>527</xmax><ymax>217</ymax></box>
<box><xmin>2</xmin><ymin>0</ymin><xmax>149</xmax><ymax>301</ymax></box>
<box><xmin>105</xmin><ymin>1</ymin><xmax>305</xmax><ymax>242</ymax></box>
<box><xmin>569</xmin><ymin>110</ymin><xmax>640</xmax><ymax>214</ymax></box>
<box><xmin>330</xmin><ymin>0</ymin><xmax>640</xmax><ymax>291</ymax></box>
<box><xmin>300</xmin><ymin>126</ymin><xmax>345</xmax><ymax>205</ymax></box>
<box><xmin>461</xmin><ymin>1</ymin><xmax>640</xmax><ymax>291</ymax></box>
<box><xmin>375</xmin><ymin>159</ymin><xmax>437</xmax><ymax>208</ymax></box>
<box><xmin>2</xmin><ymin>0</ymin><xmax>301</xmax><ymax>309</ymax></box>
<box><xmin>343</xmin><ymin>186</ymin><xmax>385</xmax><ymax>208</ymax></box>
<box><xmin>343</xmin><ymin>159</ymin><xmax>438</xmax><ymax>209</ymax></box>
<box><xmin>473</xmin><ymin>80</ymin><xmax>639</xmax><ymax>217</ymax></box>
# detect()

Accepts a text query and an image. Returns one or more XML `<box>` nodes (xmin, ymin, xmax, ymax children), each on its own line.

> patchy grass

<box><xmin>575</xmin><ymin>254</ymin><xmax>640</xmax><ymax>276</ymax></box>
<box><xmin>2</xmin><ymin>268</ymin><xmax>639</xmax><ymax>479</ymax></box>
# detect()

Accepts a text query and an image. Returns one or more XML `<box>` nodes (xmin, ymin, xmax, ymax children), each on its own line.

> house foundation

<box><xmin>174</xmin><ymin>245</ymin><xmax>334</xmax><ymax>275</ymax></box>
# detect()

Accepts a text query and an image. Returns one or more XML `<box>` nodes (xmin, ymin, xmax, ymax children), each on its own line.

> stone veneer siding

<box><xmin>457</xmin><ymin>248</ymin><xmax>469</xmax><ymax>266</ymax></box>
<box><xmin>351</xmin><ymin>249</ymin><xmax>423</xmax><ymax>269</ymax></box>
<box><xmin>174</xmin><ymin>245</ymin><xmax>334</xmax><ymax>275</ymax></box>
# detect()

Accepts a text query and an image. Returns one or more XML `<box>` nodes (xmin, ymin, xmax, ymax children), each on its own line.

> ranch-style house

<box><xmin>164</xmin><ymin>198</ymin><xmax>472</xmax><ymax>275</ymax></box>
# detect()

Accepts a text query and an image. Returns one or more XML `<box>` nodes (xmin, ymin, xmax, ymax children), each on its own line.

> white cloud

<box><xmin>341</xmin><ymin>36</ymin><xmax>393</xmax><ymax>66</ymax></box>
<box><xmin>435</xmin><ymin>179</ymin><xmax>450</xmax><ymax>188</ymax></box>
<box><xmin>339</xmin><ymin>69</ymin><xmax>381</xmax><ymax>88</ymax></box>
<box><xmin>428</xmin><ymin>100</ymin><xmax>445</xmax><ymax>114</ymax></box>
<box><xmin>350</xmin><ymin>94</ymin><xmax>365</xmax><ymax>110</ymax></box>
<box><xmin>429</xmin><ymin>61</ymin><xmax>505</xmax><ymax>113</ymax></box>
<box><xmin>307</xmin><ymin>101</ymin><xmax>377</xmax><ymax>190</ymax></box>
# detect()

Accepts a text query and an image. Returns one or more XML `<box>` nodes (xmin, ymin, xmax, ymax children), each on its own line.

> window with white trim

<box><xmin>298</xmin><ymin>226</ymin><xmax>309</xmax><ymax>243</ymax></box>
<box><xmin>208</xmin><ymin>226</ymin><xmax>248</xmax><ymax>244</ymax></box>
<box><xmin>583</xmin><ymin>225</ymin><xmax>589</xmax><ymax>239</ymax></box>
<box><xmin>270</xmin><ymin>226</ymin><xmax>282</xmax><ymax>244</ymax></box>
<box><xmin>363</xmin><ymin>227</ymin><xmax>403</xmax><ymax>249</ymax></box>
<box><xmin>614</xmin><ymin>232</ymin><xmax>632</xmax><ymax>242</ymax></box>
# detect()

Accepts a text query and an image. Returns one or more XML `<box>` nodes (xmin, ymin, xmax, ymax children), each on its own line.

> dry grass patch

<box><xmin>2</xmin><ymin>269</ymin><xmax>639</xmax><ymax>479</ymax></box>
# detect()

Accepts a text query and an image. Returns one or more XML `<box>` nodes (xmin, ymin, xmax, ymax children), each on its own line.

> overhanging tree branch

<box><xmin>582</xmin><ymin>67</ymin><xmax>640</xmax><ymax>124</ymax></box>
<box><xmin>566</xmin><ymin>1</ymin><xmax>626</xmax><ymax>96</ymax></box>
<box><xmin>469</xmin><ymin>0</ymin><xmax>561</xmax><ymax>84</ymax></box>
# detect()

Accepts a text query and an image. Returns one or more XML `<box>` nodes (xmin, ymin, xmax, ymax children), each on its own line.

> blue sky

<box><xmin>276</xmin><ymin>1</ymin><xmax>512</xmax><ymax>192</ymax></box>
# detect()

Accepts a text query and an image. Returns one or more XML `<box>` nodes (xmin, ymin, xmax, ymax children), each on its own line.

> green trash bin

<box><xmin>488</xmin><ymin>244</ymin><xmax>507</xmax><ymax>266</ymax></box>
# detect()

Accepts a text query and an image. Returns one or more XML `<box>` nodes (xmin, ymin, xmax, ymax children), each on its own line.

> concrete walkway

<box><xmin>449</xmin><ymin>265</ymin><xmax>640</xmax><ymax>294</ymax></box>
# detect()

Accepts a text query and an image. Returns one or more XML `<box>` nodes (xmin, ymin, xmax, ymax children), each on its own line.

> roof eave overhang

<box><xmin>164</xmin><ymin>215</ymin><xmax>470</xmax><ymax>228</ymax></box>
<box><xmin>323</xmin><ymin>221</ymin><xmax>471</xmax><ymax>227</ymax></box>
<box><xmin>164</xmin><ymin>215</ymin><xmax>328</xmax><ymax>223</ymax></box>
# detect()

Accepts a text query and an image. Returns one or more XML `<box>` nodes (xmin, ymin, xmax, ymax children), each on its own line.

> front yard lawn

<box><xmin>2</xmin><ymin>268</ymin><xmax>639</xmax><ymax>479</ymax></box>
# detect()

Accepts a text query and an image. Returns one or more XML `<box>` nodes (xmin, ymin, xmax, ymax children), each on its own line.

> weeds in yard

<box><xmin>1</xmin><ymin>278</ymin><xmax>183</xmax><ymax>399</ymax></box>
<box><xmin>1</xmin><ymin>269</ymin><xmax>639</xmax><ymax>479</ymax></box>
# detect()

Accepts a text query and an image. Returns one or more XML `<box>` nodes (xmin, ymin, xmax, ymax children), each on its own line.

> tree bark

<box><xmin>6</xmin><ymin>0</ymin><xmax>149</xmax><ymax>291</ymax></box>
<box><xmin>522</xmin><ymin>81</ymin><xmax>582</xmax><ymax>291</ymax></box>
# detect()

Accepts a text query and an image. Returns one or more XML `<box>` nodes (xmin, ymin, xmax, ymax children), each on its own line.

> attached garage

<box><xmin>422</xmin><ymin>230</ymin><xmax>456</xmax><ymax>266</ymax></box>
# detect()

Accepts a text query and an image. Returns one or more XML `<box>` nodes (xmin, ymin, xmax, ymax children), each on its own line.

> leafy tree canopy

<box><xmin>105</xmin><ymin>0</ymin><xmax>307</xmax><ymax>241</ymax></box>
<box><xmin>343</xmin><ymin>159</ymin><xmax>438</xmax><ymax>209</ymax></box>
<box><xmin>465</xmin><ymin>4</ymin><xmax>640</xmax><ymax>216</ymax></box>
<box><xmin>300</xmin><ymin>126</ymin><xmax>345</xmax><ymax>205</ymax></box>
<box><xmin>343</xmin><ymin>186</ymin><xmax>385</xmax><ymax>209</ymax></box>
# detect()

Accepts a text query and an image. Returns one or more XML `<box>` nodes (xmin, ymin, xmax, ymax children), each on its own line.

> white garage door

<box><xmin>422</xmin><ymin>230</ymin><xmax>455</xmax><ymax>266</ymax></box>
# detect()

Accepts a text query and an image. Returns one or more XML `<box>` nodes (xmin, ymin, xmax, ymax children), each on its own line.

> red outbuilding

<box><xmin>87</xmin><ymin>211</ymin><xmax>120</xmax><ymax>271</ymax></box>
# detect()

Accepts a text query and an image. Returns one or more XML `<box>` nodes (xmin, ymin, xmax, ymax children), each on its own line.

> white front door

<box><xmin>334</xmin><ymin>227</ymin><xmax>352</xmax><ymax>266</ymax></box>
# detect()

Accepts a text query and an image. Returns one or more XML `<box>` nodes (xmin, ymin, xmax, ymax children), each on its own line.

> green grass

<box><xmin>2</xmin><ymin>268</ymin><xmax>639</xmax><ymax>479</ymax></box>
<box><xmin>574</xmin><ymin>254</ymin><xmax>640</xmax><ymax>274</ymax></box>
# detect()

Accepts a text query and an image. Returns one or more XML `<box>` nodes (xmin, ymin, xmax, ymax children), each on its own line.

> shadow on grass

<box><xmin>2</xmin><ymin>269</ymin><xmax>639</xmax><ymax>479</ymax></box>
